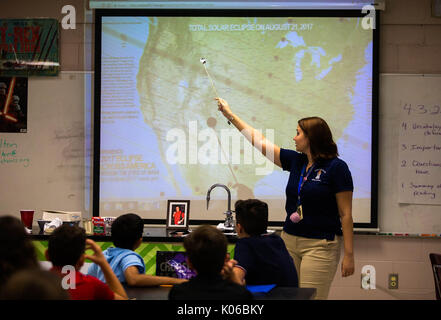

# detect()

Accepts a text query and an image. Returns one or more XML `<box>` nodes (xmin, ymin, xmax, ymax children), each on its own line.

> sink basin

<box><xmin>216</xmin><ymin>223</ymin><xmax>236</xmax><ymax>235</ymax></box>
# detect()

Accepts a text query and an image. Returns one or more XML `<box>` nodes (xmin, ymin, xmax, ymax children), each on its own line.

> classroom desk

<box><xmin>29</xmin><ymin>225</ymin><xmax>287</xmax><ymax>284</ymax></box>
<box><xmin>30</xmin><ymin>226</ymin><xmax>242</xmax><ymax>275</ymax></box>
<box><xmin>124</xmin><ymin>285</ymin><xmax>316</xmax><ymax>300</ymax></box>
<box><xmin>31</xmin><ymin>226</ymin><xmax>316</xmax><ymax>300</ymax></box>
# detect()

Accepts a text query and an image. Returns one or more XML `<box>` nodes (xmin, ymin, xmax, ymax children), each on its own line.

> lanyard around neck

<box><xmin>297</xmin><ymin>163</ymin><xmax>314</xmax><ymax>205</ymax></box>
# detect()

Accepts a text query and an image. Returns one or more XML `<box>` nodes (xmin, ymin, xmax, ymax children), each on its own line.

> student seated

<box><xmin>232</xmin><ymin>199</ymin><xmax>299</xmax><ymax>287</ymax></box>
<box><xmin>168</xmin><ymin>225</ymin><xmax>253</xmax><ymax>300</ymax></box>
<box><xmin>46</xmin><ymin>225</ymin><xmax>128</xmax><ymax>300</ymax></box>
<box><xmin>0</xmin><ymin>216</ymin><xmax>39</xmax><ymax>287</ymax></box>
<box><xmin>87</xmin><ymin>213</ymin><xmax>186</xmax><ymax>286</ymax></box>
<box><xmin>0</xmin><ymin>269</ymin><xmax>70</xmax><ymax>300</ymax></box>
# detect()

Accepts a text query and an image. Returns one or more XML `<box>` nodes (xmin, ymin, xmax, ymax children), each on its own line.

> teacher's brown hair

<box><xmin>298</xmin><ymin>116</ymin><xmax>338</xmax><ymax>162</ymax></box>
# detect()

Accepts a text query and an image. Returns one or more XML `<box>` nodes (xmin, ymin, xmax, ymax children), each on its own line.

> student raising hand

<box><xmin>84</xmin><ymin>239</ymin><xmax>128</xmax><ymax>300</ymax></box>
<box><xmin>84</xmin><ymin>239</ymin><xmax>107</xmax><ymax>265</ymax></box>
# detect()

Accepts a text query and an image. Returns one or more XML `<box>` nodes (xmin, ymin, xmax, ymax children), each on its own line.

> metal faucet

<box><xmin>206</xmin><ymin>183</ymin><xmax>234</xmax><ymax>228</ymax></box>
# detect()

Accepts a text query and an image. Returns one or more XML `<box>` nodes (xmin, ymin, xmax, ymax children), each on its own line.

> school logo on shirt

<box><xmin>311</xmin><ymin>169</ymin><xmax>326</xmax><ymax>182</ymax></box>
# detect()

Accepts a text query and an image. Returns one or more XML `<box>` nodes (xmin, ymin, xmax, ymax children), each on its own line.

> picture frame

<box><xmin>166</xmin><ymin>200</ymin><xmax>190</xmax><ymax>230</ymax></box>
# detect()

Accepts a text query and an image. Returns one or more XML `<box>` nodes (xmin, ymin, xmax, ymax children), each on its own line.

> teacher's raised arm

<box><xmin>215</xmin><ymin>97</ymin><xmax>282</xmax><ymax>168</ymax></box>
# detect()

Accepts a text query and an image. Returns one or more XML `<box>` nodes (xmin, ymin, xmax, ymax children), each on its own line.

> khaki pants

<box><xmin>281</xmin><ymin>231</ymin><xmax>341</xmax><ymax>300</ymax></box>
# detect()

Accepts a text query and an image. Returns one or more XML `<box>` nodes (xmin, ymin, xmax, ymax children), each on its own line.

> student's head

<box><xmin>0</xmin><ymin>269</ymin><xmax>70</xmax><ymax>300</ymax></box>
<box><xmin>111</xmin><ymin>213</ymin><xmax>144</xmax><ymax>250</ymax></box>
<box><xmin>0</xmin><ymin>216</ymin><xmax>38</xmax><ymax>286</ymax></box>
<box><xmin>297</xmin><ymin>117</ymin><xmax>338</xmax><ymax>162</ymax></box>
<box><xmin>235</xmin><ymin>199</ymin><xmax>268</xmax><ymax>237</ymax></box>
<box><xmin>183</xmin><ymin>225</ymin><xmax>228</xmax><ymax>276</ymax></box>
<box><xmin>47</xmin><ymin>225</ymin><xmax>86</xmax><ymax>268</ymax></box>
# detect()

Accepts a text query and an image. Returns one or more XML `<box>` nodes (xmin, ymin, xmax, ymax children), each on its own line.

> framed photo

<box><xmin>166</xmin><ymin>200</ymin><xmax>190</xmax><ymax>230</ymax></box>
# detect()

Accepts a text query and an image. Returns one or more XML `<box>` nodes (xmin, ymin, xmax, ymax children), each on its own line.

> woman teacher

<box><xmin>215</xmin><ymin>97</ymin><xmax>355</xmax><ymax>300</ymax></box>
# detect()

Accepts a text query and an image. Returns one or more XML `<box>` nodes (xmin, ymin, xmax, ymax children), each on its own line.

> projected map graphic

<box><xmin>99</xmin><ymin>16</ymin><xmax>373</xmax><ymax>222</ymax></box>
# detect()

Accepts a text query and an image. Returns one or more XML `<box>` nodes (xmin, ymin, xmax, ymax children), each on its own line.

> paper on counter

<box><xmin>44</xmin><ymin>218</ymin><xmax>63</xmax><ymax>233</ymax></box>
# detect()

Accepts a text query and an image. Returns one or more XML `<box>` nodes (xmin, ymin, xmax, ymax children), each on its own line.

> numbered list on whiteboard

<box><xmin>399</xmin><ymin>102</ymin><xmax>441</xmax><ymax>204</ymax></box>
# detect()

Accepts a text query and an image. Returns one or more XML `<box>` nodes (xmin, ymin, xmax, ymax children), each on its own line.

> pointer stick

<box><xmin>200</xmin><ymin>58</ymin><xmax>230</xmax><ymax>125</ymax></box>
<box><xmin>202</xmin><ymin>63</ymin><xmax>219</xmax><ymax>98</ymax></box>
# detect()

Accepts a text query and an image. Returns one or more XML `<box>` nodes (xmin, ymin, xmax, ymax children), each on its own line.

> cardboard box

<box><xmin>42</xmin><ymin>210</ymin><xmax>82</xmax><ymax>222</ymax></box>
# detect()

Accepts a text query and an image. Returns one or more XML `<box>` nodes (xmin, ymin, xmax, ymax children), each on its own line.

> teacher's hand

<box><xmin>215</xmin><ymin>97</ymin><xmax>233</xmax><ymax>119</ymax></box>
<box><xmin>341</xmin><ymin>253</ymin><xmax>355</xmax><ymax>277</ymax></box>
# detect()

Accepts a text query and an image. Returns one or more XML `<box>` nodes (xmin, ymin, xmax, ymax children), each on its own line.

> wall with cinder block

<box><xmin>332</xmin><ymin>0</ymin><xmax>441</xmax><ymax>300</ymax></box>
<box><xmin>1</xmin><ymin>0</ymin><xmax>441</xmax><ymax>300</ymax></box>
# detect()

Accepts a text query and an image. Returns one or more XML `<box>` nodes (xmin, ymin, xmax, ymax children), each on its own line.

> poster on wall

<box><xmin>0</xmin><ymin>77</ymin><xmax>28</xmax><ymax>133</ymax></box>
<box><xmin>0</xmin><ymin>18</ymin><xmax>59</xmax><ymax>76</ymax></box>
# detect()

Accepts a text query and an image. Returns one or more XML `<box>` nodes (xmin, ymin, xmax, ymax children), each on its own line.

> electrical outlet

<box><xmin>389</xmin><ymin>274</ymin><xmax>399</xmax><ymax>289</ymax></box>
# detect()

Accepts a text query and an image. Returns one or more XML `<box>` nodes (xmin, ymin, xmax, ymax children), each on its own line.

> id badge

<box><xmin>289</xmin><ymin>205</ymin><xmax>304</xmax><ymax>223</ymax></box>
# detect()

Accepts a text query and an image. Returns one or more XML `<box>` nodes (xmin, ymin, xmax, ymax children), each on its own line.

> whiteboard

<box><xmin>378</xmin><ymin>74</ymin><xmax>441</xmax><ymax>234</ymax></box>
<box><xmin>0</xmin><ymin>72</ymin><xmax>93</xmax><ymax>221</ymax></box>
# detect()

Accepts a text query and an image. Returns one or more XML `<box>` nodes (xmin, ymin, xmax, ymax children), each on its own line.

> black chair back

<box><xmin>429</xmin><ymin>253</ymin><xmax>441</xmax><ymax>300</ymax></box>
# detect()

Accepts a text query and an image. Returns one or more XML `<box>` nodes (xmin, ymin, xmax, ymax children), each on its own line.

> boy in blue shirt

<box><xmin>232</xmin><ymin>199</ymin><xmax>298</xmax><ymax>287</ymax></box>
<box><xmin>88</xmin><ymin>213</ymin><xmax>186</xmax><ymax>286</ymax></box>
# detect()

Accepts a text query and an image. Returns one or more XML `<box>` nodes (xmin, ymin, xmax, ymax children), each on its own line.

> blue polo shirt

<box><xmin>234</xmin><ymin>234</ymin><xmax>298</xmax><ymax>287</ymax></box>
<box><xmin>280</xmin><ymin>148</ymin><xmax>353</xmax><ymax>240</ymax></box>
<box><xmin>87</xmin><ymin>247</ymin><xmax>145</xmax><ymax>284</ymax></box>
